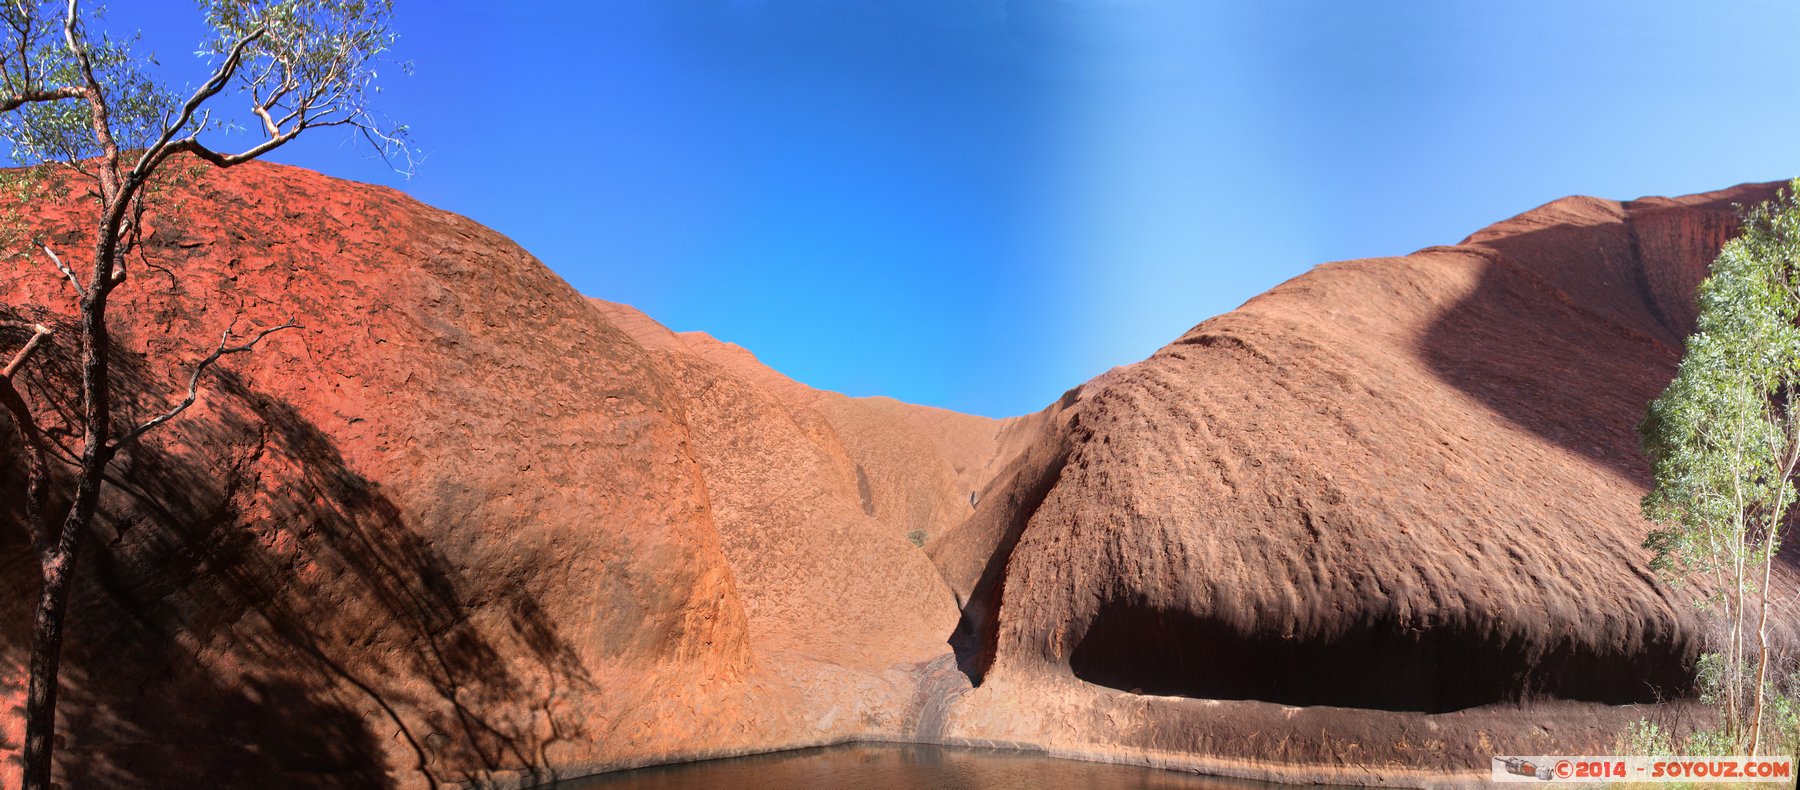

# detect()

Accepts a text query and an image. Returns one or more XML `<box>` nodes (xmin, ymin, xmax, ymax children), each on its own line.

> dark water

<box><xmin>552</xmin><ymin>743</ymin><xmax>1316</xmax><ymax>790</ymax></box>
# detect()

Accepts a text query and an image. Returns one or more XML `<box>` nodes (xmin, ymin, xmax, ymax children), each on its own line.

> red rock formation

<box><xmin>3</xmin><ymin>162</ymin><xmax>1795</xmax><ymax>787</ymax></box>
<box><xmin>589</xmin><ymin>300</ymin><xmax>960</xmax><ymax>669</ymax></box>
<box><xmin>0</xmin><ymin>161</ymin><xmax>778</xmax><ymax>788</ymax></box>
<box><xmin>593</xmin><ymin>302</ymin><xmax>1025</xmax><ymax>553</ymax></box>
<box><xmin>932</xmin><ymin>182</ymin><xmax>1800</xmax><ymax>783</ymax></box>
<box><xmin>0</xmin><ymin>160</ymin><xmax>1024</xmax><ymax>788</ymax></box>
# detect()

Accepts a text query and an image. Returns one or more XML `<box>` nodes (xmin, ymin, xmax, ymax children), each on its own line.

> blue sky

<box><xmin>105</xmin><ymin>1</ymin><xmax>1800</xmax><ymax>418</ymax></box>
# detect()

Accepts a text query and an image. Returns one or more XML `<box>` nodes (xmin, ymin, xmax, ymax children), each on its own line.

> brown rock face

<box><xmin>589</xmin><ymin>300</ymin><xmax>965</xmax><ymax>669</ymax></box>
<box><xmin>3</xmin><ymin>163</ymin><xmax>1795</xmax><ymax>787</ymax></box>
<box><xmin>933</xmin><ymin>182</ymin><xmax>1800</xmax><ymax>782</ymax></box>
<box><xmin>0</xmin><ymin>161</ymin><xmax>1024</xmax><ymax>788</ymax></box>
<box><xmin>0</xmin><ymin>162</ymin><xmax>790</xmax><ymax>787</ymax></box>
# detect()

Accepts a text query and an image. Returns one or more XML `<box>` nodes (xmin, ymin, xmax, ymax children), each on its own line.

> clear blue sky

<box><xmin>107</xmin><ymin>1</ymin><xmax>1800</xmax><ymax>418</ymax></box>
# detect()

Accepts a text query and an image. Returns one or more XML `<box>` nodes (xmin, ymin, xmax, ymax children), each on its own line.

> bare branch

<box><xmin>0</xmin><ymin>84</ymin><xmax>82</xmax><ymax>111</ymax></box>
<box><xmin>112</xmin><ymin>317</ymin><xmax>297</xmax><ymax>448</ymax></box>
<box><xmin>158</xmin><ymin>131</ymin><xmax>297</xmax><ymax>170</ymax></box>
<box><xmin>131</xmin><ymin>25</ymin><xmax>266</xmax><ymax>181</ymax></box>
<box><xmin>0</xmin><ymin>322</ymin><xmax>54</xmax><ymax>557</ymax></box>
<box><xmin>61</xmin><ymin>0</ymin><xmax>118</xmax><ymax>194</ymax></box>
<box><xmin>109</xmin><ymin>194</ymin><xmax>148</xmax><ymax>285</ymax></box>
<box><xmin>3</xmin><ymin>322</ymin><xmax>50</xmax><ymax>377</ymax></box>
<box><xmin>356</xmin><ymin>118</ymin><xmax>421</xmax><ymax>175</ymax></box>
<box><xmin>37</xmin><ymin>241</ymin><xmax>84</xmax><ymax>297</ymax></box>
<box><xmin>251</xmin><ymin>103</ymin><xmax>278</xmax><ymax>138</ymax></box>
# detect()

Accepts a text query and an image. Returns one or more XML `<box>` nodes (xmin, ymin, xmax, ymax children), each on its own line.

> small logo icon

<box><xmin>1496</xmin><ymin>756</ymin><xmax>1555</xmax><ymax>780</ymax></box>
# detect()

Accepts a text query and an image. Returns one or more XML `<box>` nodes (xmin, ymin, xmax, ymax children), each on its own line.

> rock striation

<box><xmin>3</xmin><ymin>163</ymin><xmax>1795</xmax><ymax>787</ymax></box>
<box><xmin>932</xmin><ymin>182</ymin><xmax>1800</xmax><ymax>783</ymax></box>
<box><xmin>0</xmin><ymin>160</ymin><xmax>1029</xmax><ymax>788</ymax></box>
<box><xmin>0</xmin><ymin>161</ymin><xmax>782</xmax><ymax>788</ymax></box>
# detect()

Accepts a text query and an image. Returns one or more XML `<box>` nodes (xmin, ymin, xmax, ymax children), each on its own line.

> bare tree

<box><xmin>0</xmin><ymin>2</ymin><xmax>409</xmax><ymax>787</ymax></box>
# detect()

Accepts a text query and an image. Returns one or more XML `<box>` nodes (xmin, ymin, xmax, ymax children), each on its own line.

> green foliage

<box><xmin>198</xmin><ymin>0</ymin><xmax>411</xmax><ymax>162</ymax></box>
<box><xmin>1694</xmin><ymin>651</ymin><xmax>1729</xmax><ymax>708</ymax></box>
<box><xmin>0</xmin><ymin>1</ymin><xmax>411</xmax><ymax>183</ymax></box>
<box><xmin>1</xmin><ymin>4</ymin><xmax>175</xmax><ymax>165</ymax></box>
<box><xmin>1641</xmin><ymin>179</ymin><xmax>1800</xmax><ymax>580</ymax></box>
<box><xmin>1623</xmin><ymin>718</ymin><xmax>1674</xmax><ymax>756</ymax></box>
<box><xmin>1767</xmin><ymin>670</ymin><xmax>1800</xmax><ymax>760</ymax></box>
<box><xmin>1622</xmin><ymin>661</ymin><xmax>1800</xmax><ymax>767</ymax></box>
<box><xmin>906</xmin><ymin>528</ymin><xmax>927</xmax><ymax>548</ymax></box>
<box><xmin>1640</xmin><ymin>179</ymin><xmax>1800</xmax><ymax>754</ymax></box>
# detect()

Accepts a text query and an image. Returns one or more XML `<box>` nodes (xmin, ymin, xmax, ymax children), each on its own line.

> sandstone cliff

<box><xmin>931</xmin><ymin>182</ymin><xmax>1800</xmax><ymax>783</ymax></box>
<box><xmin>3</xmin><ymin>164</ymin><xmax>1795</xmax><ymax>787</ymax></box>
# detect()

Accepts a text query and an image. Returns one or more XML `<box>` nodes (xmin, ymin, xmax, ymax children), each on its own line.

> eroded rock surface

<box><xmin>932</xmin><ymin>182</ymin><xmax>1800</xmax><ymax>783</ymax></box>
<box><xmin>3</xmin><ymin>164</ymin><xmax>1795</xmax><ymax>787</ymax></box>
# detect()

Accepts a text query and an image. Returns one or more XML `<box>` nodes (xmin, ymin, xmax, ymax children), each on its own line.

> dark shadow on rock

<box><xmin>1417</xmin><ymin>242</ymin><xmax>1685</xmax><ymax>484</ymax></box>
<box><xmin>943</xmin><ymin>431</ymin><xmax>1070</xmax><ymax>687</ymax></box>
<box><xmin>1069</xmin><ymin>599</ymin><xmax>1692</xmax><ymax>713</ymax></box>
<box><xmin>1416</xmin><ymin>189</ymin><xmax>1800</xmax><ymax>655</ymax></box>
<box><xmin>1</xmin><ymin>313</ymin><xmax>591</xmax><ymax>788</ymax></box>
<box><xmin>1419</xmin><ymin>190</ymin><xmax>1771</xmax><ymax>487</ymax></box>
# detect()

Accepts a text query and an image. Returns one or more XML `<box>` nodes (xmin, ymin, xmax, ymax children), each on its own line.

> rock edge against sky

<box><xmin>2</xmin><ymin>162</ymin><xmax>1795</xmax><ymax>787</ymax></box>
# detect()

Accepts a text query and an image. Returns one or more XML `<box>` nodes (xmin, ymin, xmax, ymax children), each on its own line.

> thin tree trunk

<box><xmin>1729</xmin><ymin>431</ymin><xmax>1749</xmax><ymax>743</ymax></box>
<box><xmin>20</xmin><ymin>266</ymin><xmax>114</xmax><ymax>789</ymax></box>
<box><xmin>1730</xmin><ymin>526</ymin><xmax>1746</xmax><ymax>740</ymax></box>
<box><xmin>20</xmin><ymin>464</ymin><xmax>103</xmax><ymax>790</ymax></box>
<box><xmin>21</xmin><ymin>552</ymin><xmax>75</xmax><ymax>790</ymax></box>
<box><xmin>6</xmin><ymin>5</ymin><xmax>340</xmax><ymax>782</ymax></box>
<box><xmin>1731</xmin><ymin>511</ymin><xmax>1747</xmax><ymax>746</ymax></box>
<box><xmin>1747</xmin><ymin>543</ymin><xmax>1777</xmax><ymax>755</ymax></box>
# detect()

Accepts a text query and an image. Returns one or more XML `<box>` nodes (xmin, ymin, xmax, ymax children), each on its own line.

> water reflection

<box><xmin>554</xmin><ymin>742</ymin><xmax>1327</xmax><ymax>789</ymax></box>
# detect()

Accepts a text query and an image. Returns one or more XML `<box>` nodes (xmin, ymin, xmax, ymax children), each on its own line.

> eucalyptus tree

<box><xmin>1642</xmin><ymin>180</ymin><xmax>1800</xmax><ymax>756</ymax></box>
<box><xmin>0</xmin><ymin>2</ymin><xmax>409</xmax><ymax>787</ymax></box>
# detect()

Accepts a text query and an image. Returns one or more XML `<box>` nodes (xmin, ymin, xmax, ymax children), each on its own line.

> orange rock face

<box><xmin>0</xmin><ymin>162</ymin><xmax>772</xmax><ymax>787</ymax></box>
<box><xmin>0</xmin><ymin>160</ymin><xmax>1022</xmax><ymax>788</ymax></box>
<box><xmin>2</xmin><ymin>164</ymin><xmax>1796</xmax><ymax>787</ymax></box>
